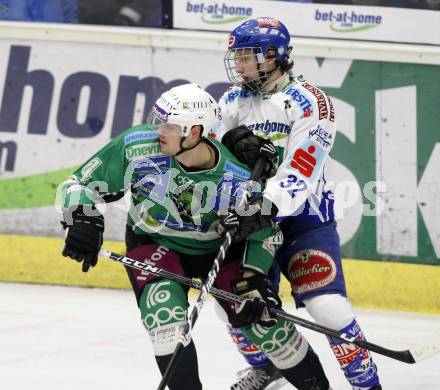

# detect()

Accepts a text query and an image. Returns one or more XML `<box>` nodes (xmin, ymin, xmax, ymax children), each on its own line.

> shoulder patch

<box><xmin>302</xmin><ymin>83</ymin><xmax>330</xmax><ymax>121</ymax></box>
<box><xmin>80</xmin><ymin>158</ymin><xmax>102</xmax><ymax>181</ymax></box>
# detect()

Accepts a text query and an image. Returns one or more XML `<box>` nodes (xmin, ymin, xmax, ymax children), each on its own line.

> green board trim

<box><xmin>0</xmin><ymin>167</ymin><xmax>76</xmax><ymax>209</ymax></box>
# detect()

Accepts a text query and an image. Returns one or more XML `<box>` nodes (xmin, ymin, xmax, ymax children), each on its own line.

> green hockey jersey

<box><xmin>60</xmin><ymin>124</ymin><xmax>280</xmax><ymax>274</ymax></box>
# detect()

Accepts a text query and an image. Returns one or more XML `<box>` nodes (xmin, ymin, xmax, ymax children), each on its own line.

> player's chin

<box><xmin>159</xmin><ymin>143</ymin><xmax>173</xmax><ymax>155</ymax></box>
<box><xmin>242</xmin><ymin>75</ymin><xmax>254</xmax><ymax>82</ymax></box>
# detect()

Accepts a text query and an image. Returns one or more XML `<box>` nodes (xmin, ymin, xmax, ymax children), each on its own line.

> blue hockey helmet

<box><xmin>225</xmin><ymin>17</ymin><xmax>291</xmax><ymax>91</ymax></box>
<box><xmin>228</xmin><ymin>17</ymin><xmax>291</xmax><ymax>65</ymax></box>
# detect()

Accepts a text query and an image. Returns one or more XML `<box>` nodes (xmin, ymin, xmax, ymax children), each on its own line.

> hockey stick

<box><xmin>99</xmin><ymin>248</ymin><xmax>440</xmax><ymax>365</ymax></box>
<box><xmin>156</xmin><ymin>157</ymin><xmax>268</xmax><ymax>390</ymax></box>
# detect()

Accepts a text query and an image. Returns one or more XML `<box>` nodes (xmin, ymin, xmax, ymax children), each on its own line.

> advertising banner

<box><xmin>173</xmin><ymin>0</ymin><xmax>440</xmax><ymax>46</ymax></box>
<box><xmin>0</xmin><ymin>37</ymin><xmax>439</xmax><ymax>266</ymax></box>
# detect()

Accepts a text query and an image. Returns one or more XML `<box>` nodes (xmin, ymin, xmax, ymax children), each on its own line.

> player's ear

<box><xmin>190</xmin><ymin>125</ymin><xmax>203</xmax><ymax>140</ymax></box>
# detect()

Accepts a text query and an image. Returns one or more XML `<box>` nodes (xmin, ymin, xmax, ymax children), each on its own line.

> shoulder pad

<box><xmin>122</xmin><ymin>125</ymin><xmax>159</xmax><ymax>146</ymax></box>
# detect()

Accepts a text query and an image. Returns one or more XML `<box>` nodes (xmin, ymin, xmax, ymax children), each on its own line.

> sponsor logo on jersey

<box><xmin>225</xmin><ymin>88</ymin><xmax>251</xmax><ymax>103</ymax></box>
<box><xmin>308</xmin><ymin>126</ymin><xmax>333</xmax><ymax>149</ymax></box>
<box><xmin>126</xmin><ymin>142</ymin><xmax>162</xmax><ymax>160</ymax></box>
<box><xmin>135</xmin><ymin>169</ymin><xmax>171</xmax><ymax>202</ymax></box>
<box><xmin>80</xmin><ymin>157</ymin><xmax>102</xmax><ymax>181</ymax></box>
<box><xmin>248</xmin><ymin>120</ymin><xmax>291</xmax><ymax>135</ymax></box>
<box><xmin>134</xmin><ymin>156</ymin><xmax>171</xmax><ymax>172</ymax></box>
<box><xmin>289</xmin><ymin>139</ymin><xmax>326</xmax><ymax>181</ymax></box>
<box><xmin>287</xmin><ymin>249</ymin><xmax>337</xmax><ymax>294</ymax></box>
<box><xmin>124</xmin><ymin>130</ymin><xmax>158</xmax><ymax>145</ymax></box>
<box><xmin>284</xmin><ymin>87</ymin><xmax>314</xmax><ymax>117</ymax></box>
<box><xmin>224</xmin><ymin>161</ymin><xmax>251</xmax><ymax>179</ymax></box>
<box><xmin>290</xmin><ymin>145</ymin><xmax>317</xmax><ymax>178</ymax></box>
<box><xmin>302</xmin><ymin>83</ymin><xmax>329</xmax><ymax>120</ymax></box>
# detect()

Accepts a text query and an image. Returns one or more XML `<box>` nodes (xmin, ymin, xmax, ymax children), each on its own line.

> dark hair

<box><xmin>278</xmin><ymin>46</ymin><xmax>294</xmax><ymax>72</ymax></box>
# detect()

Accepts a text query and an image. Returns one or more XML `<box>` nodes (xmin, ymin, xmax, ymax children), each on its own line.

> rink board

<box><xmin>1</xmin><ymin>234</ymin><xmax>439</xmax><ymax>314</ymax></box>
<box><xmin>1</xmin><ymin>24</ymin><xmax>440</xmax><ymax>265</ymax></box>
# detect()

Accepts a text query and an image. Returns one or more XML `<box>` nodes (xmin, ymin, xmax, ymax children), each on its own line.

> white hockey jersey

<box><xmin>212</xmin><ymin>75</ymin><xmax>336</xmax><ymax>224</ymax></box>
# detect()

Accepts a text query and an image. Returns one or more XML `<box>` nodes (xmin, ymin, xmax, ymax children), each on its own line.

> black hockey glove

<box><xmin>230</xmin><ymin>273</ymin><xmax>281</xmax><ymax>328</ymax></box>
<box><xmin>218</xmin><ymin>197</ymin><xmax>278</xmax><ymax>242</ymax></box>
<box><xmin>222</xmin><ymin>126</ymin><xmax>277</xmax><ymax>177</ymax></box>
<box><xmin>61</xmin><ymin>206</ymin><xmax>104</xmax><ymax>272</ymax></box>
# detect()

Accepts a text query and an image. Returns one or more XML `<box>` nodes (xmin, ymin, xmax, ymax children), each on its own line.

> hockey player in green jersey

<box><xmin>59</xmin><ymin>83</ymin><xmax>329</xmax><ymax>389</ymax></box>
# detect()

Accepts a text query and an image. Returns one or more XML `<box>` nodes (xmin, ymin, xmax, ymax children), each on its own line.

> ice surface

<box><xmin>1</xmin><ymin>282</ymin><xmax>439</xmax><ymax>389</ymax></box>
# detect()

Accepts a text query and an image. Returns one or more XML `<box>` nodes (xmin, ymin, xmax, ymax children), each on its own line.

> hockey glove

<box><xmin>218</xmin><ymin>197</ymin><xmax>278</xmax><ymax>242</ymax></box>
<box><xmin>61</xmin><ymin>206</ymin><xmax>104</xmax><ymax>272</ymax></box>
<box><xmin>231</xmin><ymin>273</ymin><xmax>281</xmax><ymax>328</ymax></box>
<box><xmin>222</xmin><ymin>126</ymin><xmax>277</xmax><ymax>177</ymax></box>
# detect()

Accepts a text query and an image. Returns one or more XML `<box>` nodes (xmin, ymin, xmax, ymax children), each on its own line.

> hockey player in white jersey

<box><xmin>215</xmin><ymin>17</ymin><xmax>382</xmax><ymax>390</ymax></box>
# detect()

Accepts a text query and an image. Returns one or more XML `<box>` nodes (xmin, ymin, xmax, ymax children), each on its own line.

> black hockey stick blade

<box><xmin>271</xmin><ymin>307</ymin><xmax>440</xmax><ymax>364</ymax></box>
<box><xmin>376</xmin><ymin>327</ymin><xmax>440</xmax><ymax>364</ymax></box>
<box><xmin>407</xmin><ymin>327</ymin><xmax>440</xmax><ymax>363</ymax></box>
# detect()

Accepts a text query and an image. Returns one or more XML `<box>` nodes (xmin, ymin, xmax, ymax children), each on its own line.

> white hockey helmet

<box><xmin>150</xmin><ymin>83</ymin><xmax>218</xmax><ymax>137</ymax></box>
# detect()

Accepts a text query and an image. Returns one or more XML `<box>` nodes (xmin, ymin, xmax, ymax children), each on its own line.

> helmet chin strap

<box><xmin>243</xmin><ymin>62</ymin><xmax>280</xmax><ymax>92</ymax></box>
<box><xmin>258</xmin><ymin>62</ymin><xmax>280</xmax><ymax>87</ymax></box>
<box><xmin>173</xmin><ymin>136</ymin><xmax>203</xmax><ymax>157</ymax></box>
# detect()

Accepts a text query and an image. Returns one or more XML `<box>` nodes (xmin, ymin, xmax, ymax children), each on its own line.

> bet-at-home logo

<box><xmin>126</xmin><ymin>143</ymin><xmax>162</xmax><ymax>160</ymax></box>
<box><xmin>314</xmin><ymin>9</ymin><xmax>383</xmax><ymax>33</ymax></box>
<box><xmin>185</xmin><ymin>1</ymin><xmax>252</xmax><ymax>24</ymax></box>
